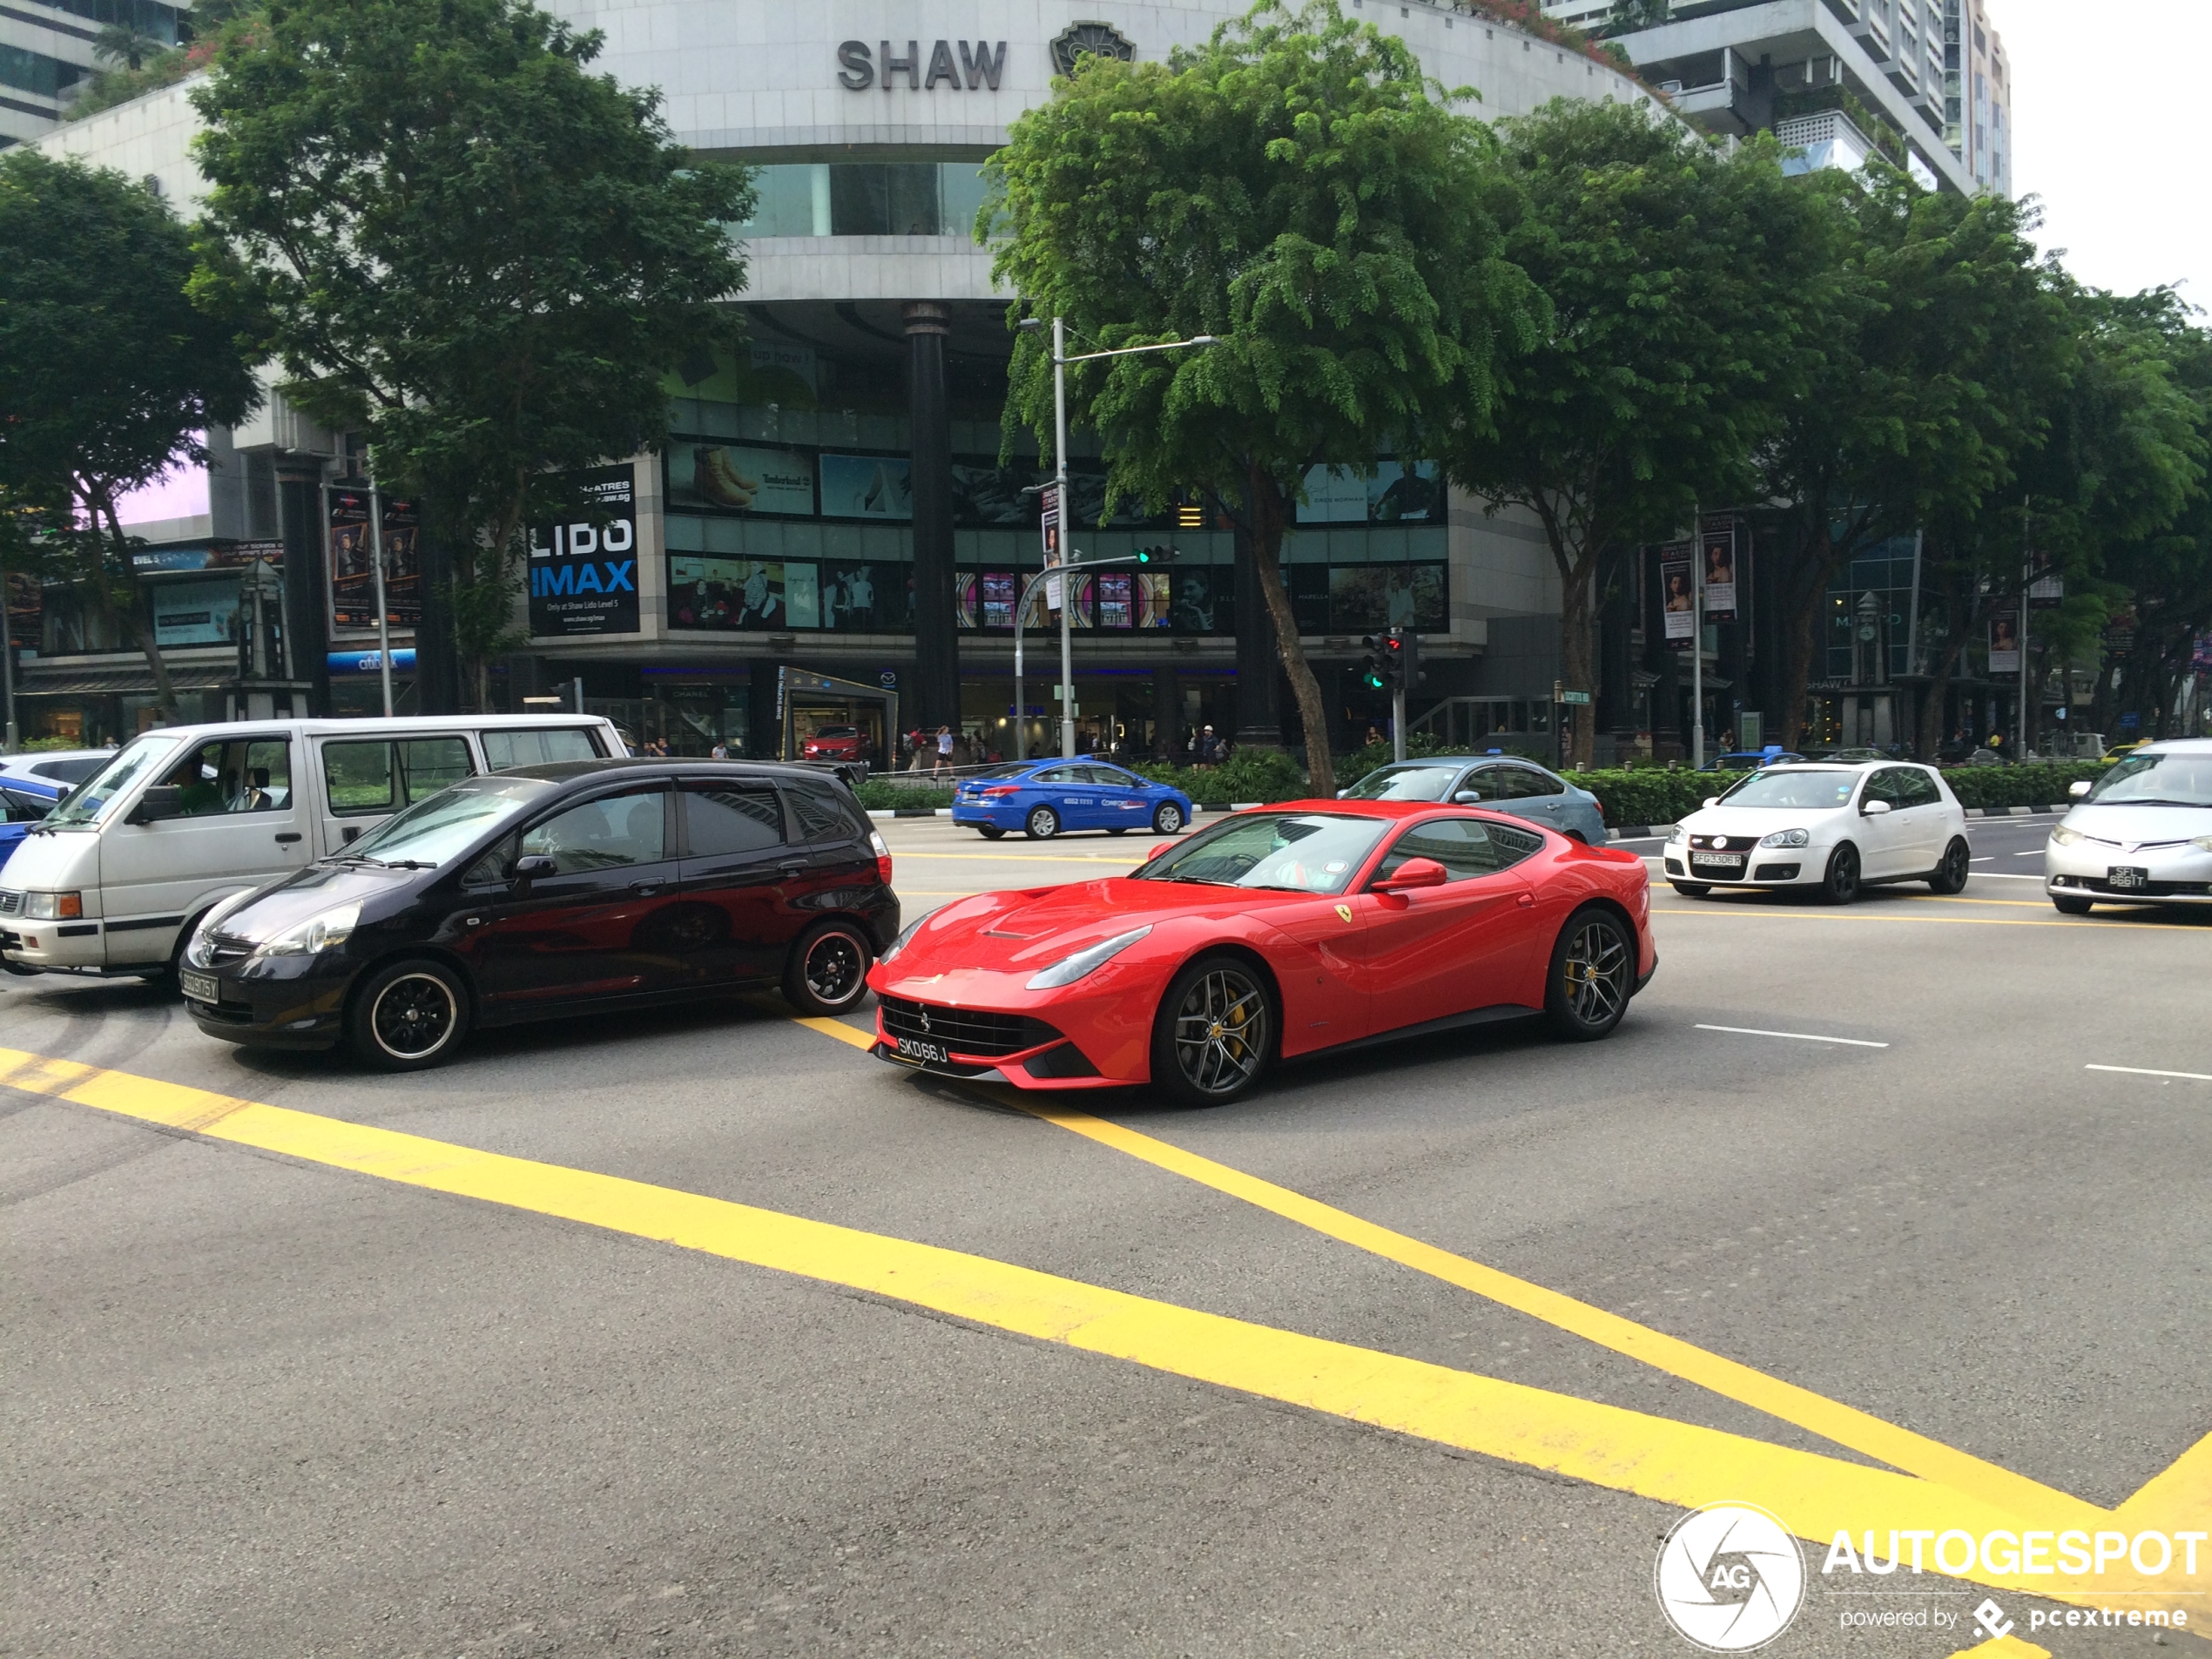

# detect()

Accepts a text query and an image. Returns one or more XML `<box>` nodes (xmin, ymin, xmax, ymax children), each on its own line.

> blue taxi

<box><xmin>953</xmin><ymin>760</ymin><xmax>1195</xmax><ymax>840</ymax></box>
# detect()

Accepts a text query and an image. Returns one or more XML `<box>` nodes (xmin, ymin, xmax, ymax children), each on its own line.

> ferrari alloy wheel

<box><xmin>348</xmin><ymin>958</ymin><xmax>470</xmax><ymax>1071</ymax></box>
<box><xmin>1152</xmin><ymin>802</ymin><xmax>1184</xmax><ymax>835</ymax></box>
<box><xmin>1151</xmin><ymin>955</ymin><xmax>1274</xmax><ymax>1107</ymax></box>
<box><xmin>1927</xmin><ymin>836</ymin><xmax>1971</xmax><ymax>894</ymax></box>
<box><xmin>1820</xmin><ymin>842</ymin><xmax>1861</xmax><ymax>905</ymax></box>
<box><xmin>1026</xmin><ymin>806</ymin><xmax>1060</xmax><ymax>840</ymax></box>
<box><xmin>1545</xmin><ymin>907</ymin><xmax>1632</xmax><ymax>1042</ymax></box>
<box><xmin>785</xmin><ymin>921</ymin><xmax>871</xmax><ymax>1015</ymax></box>
<box><xmin>2051</xmin><ymin>892</ymin><xmax>2094</xmax><ymax>915</ymax></box>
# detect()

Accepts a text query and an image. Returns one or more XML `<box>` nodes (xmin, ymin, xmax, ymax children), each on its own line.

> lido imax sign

<box><xmin>836</xmin><ymin>21</ymin><xmax>1134</xmax><ymax>89</ymax></box>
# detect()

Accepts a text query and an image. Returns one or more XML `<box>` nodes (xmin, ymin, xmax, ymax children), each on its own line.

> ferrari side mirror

<box><xmin>1372</xmin><ymin>857</ymin><xmax>1447</xmax><ymax>893</ymax></box>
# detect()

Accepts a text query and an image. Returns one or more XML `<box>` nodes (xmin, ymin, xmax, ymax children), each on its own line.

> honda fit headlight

<box><xmin>2051</xmin><ymin>826</ymin><xmax>2086</xmax><ymax>847</ymax></box>
<box><xmin>250</xmin><ymin>901</ymin><xmax>361</xmax><ymax>959</ymax></box>
<box><xmin>1026</xmin><ymin>926</ymin><xmax>1151</xmax><ymax>990</ymax></box>
<box><xmin>1757</xmin><ymin>828</ymin><xmax>1810</xmax><ymax>848</ymax></box>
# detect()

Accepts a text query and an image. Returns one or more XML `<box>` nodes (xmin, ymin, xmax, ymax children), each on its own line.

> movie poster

<box><xmin>1660</xmin><ymin>543</ymin><xmax>1696</xmax><ymax>647</ymax></box>
<box><xmin>328</xmin><ymin>485</ymin><xmax>422</xmax><ymax>631</ymax></box>
<box><xmin>981</xmin><ymin>571</ymin><xmax>1015</xmax><ymax>630</ymax></box>
<box><xmin>528</xmin><ymin>466</ymin><xmax>639</xmax><ymax>637</ymax></box>
<box><xmin>1096</xmin><ymin>570</ymin><xmax>1133</xmax><ymax>629</ymax></box>
<box><xmin>1702</xmin><ymin>523</ymin><xmax>1737</xmax><ymax>623</ymax></box>
<box><xmin>1988</xmin><ymin>611</ymin><xmax>2022</xmax><ymax>674</ymax></box>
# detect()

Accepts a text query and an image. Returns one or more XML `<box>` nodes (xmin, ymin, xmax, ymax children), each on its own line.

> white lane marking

<box><xmin>1696</xmin><ymin>1023</ymin><xmax>1890</xmax><ymax>1049</ymax></box>
<box><xmin>2013</xmin><ymin>850</ymin><xmax>2044</xmax><ymax>856</ymax></box>
<box><xmin>2085</xmin><ymin>1063</ymin><xmax>2212</xmax><ymax>1083</ymax></box>
<box><xmin>1968</xmin><ymin>873</ymin><xmax>2045</xmax><ymax>881</ymax></box>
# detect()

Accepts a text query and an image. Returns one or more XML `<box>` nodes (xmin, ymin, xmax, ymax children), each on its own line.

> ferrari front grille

<box><xmin>879</xmin><ymin>995</ymin><xmax>1061</xmax><ymax>1058</ymax></box>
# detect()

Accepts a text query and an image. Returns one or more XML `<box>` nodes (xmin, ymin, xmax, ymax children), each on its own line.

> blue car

<box><xmin>0</xmin><ymin>771</ymin><xmax>68</xmax><ymax>874</ymax></box>
<box><xmin>953</xmin><ymin>760</ymin><xmax>1195</xmax><ymax>841</ymax></box>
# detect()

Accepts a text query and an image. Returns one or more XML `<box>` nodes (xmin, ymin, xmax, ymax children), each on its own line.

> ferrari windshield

<box><xmin>1342</xmin><ymin>763</ymin><xmax>1459</xmax><ymax>802</ymax></box>
<box><xmin>1718</xmin><ymin>769</ymin><xmax>1859</xmax><ymax>810</ymax></box>
<box><xmin>1135</xmin><ymin>812</ymin><xmax>1388</xmax><ymax>894</ymax></box>
<box><xmin>2080</xmin><ymin>751</ymin><xmax>2212</xmax><ymax>808</ymax></box>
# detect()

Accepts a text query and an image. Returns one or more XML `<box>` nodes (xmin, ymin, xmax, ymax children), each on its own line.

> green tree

<box><xmin>0</xmin><ymin>151</ymin><xmax>262</xmax><ymax>724</ymax></box>
<box><xmin>91</xmin><ymin>21</ymin><xmax>169</xmax><ymax>70</ymax></box>
<box><xmin>1758</xmin><ymin>172</ymin><xmax>2069</xmax><ymax>752</ymax></box>
<box><xmin>192</xmin><ymin>0</ymin><xmax>752</xmax><ymax>711</ymax></box>
<box><xmin>1438</xmin><ymin>98</ymin><xmax>1827</xmax><ymax>765</ymax></box>
<box><xmin>985</xmin><ymin>0</ymin><xmax>1534</xmax><ymax>784</ymax></box>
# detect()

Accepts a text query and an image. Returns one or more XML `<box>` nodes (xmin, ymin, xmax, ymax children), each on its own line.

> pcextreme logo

<box><xmin>1655</xmin><ymin>1502</ymin><xmax>1806</xmax><ymax>1652</ymax></box>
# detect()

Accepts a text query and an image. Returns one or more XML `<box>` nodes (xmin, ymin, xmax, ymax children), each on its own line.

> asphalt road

<box><xmin>4</xmin><ymin>810</ymin><xmax>2209</xmax><ymax>1658</ymax></box>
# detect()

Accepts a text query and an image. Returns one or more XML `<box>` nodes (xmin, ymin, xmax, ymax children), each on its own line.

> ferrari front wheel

<box><xmin>1545</xmin><ymin>907</ymin><xmax>1632</xmax><ymax>1042</ymax></box>
<box><xmin>1151</xmin><ymin>954</ymin><xmax>1275</xmax><ymax>1108</ymax></box>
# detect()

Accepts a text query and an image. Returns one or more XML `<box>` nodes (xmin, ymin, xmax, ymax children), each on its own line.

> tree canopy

<box><xmin>986</xmin><ymin>0</ymin><xmax>1535</xmax><ymax>783</ymax></box>
<box><xmin>191</xmin><ymin>0</ymin><xmax>752</xmax><ymax>710</ymax></box>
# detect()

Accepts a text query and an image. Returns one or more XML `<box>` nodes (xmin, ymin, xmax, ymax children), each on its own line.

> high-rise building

<box><xmin>1543</xmin><ymin>0</ymin><xmax>2009</xmax><ymax>197</ymax></box>
<box><xmin>0</xmin><ymin>0</ymin><xmax>185</xmax><ymax>147</ymax></box>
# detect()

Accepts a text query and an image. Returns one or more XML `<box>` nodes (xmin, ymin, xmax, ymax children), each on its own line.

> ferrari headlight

<box><xmin>879</xmin><ymin>914</ymin><xmax>927</xmax><ymax>965</ymax></box>
<box><xmin>1026</xmin><ymin>926</ymin><xmax>1151</xmax><ymax>990</ymax></box>
<box><xmin>1758</xmin><ymin>828</ymin><xmax>1810</xmax><ymax>848</ymax></box>
<box><xmin>2051</xmin><ymin>826</ymin><xmax>2086</xmax><ymax>847</ymax></box>
<box><xmin>250</xmin><ymin>901</ymin><xmax>361</xmax><ymax>959</ymax></box>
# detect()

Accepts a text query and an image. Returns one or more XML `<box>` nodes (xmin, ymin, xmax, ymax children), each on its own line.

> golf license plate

<box><xmin>894</xmin><ymin>1035</ymin><xmax>948</xmax><ymax>1065</ymax></box>
<box><xmin>2107</xmin><ymin>866</ymin><xmax>2150</xmax><ymax>890</ymax></box>
<box><xmin>1690</xmin><ymin>852</ymin><xmax>1746</xmax><ymax>873</ymax></box>
<box><xmin>179</xmin><ymin>968</ymin><xmax>221</xmax><ymax>1005</ymax></box>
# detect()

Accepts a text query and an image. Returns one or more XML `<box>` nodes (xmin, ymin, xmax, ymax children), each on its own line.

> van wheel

<box><xmin>348</xmin><ymin>959</ymin><xmax>471</xmax><ymax>1071</ymax></box>
<box><xmin>785</xmin><ymin>920</ymin><xmax>872</xmax><ymax>1016</ymax></box>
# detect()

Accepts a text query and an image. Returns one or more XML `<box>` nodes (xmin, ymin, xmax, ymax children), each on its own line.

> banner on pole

<box><xmin>1989</xmin><ymin>610</ymin><xmax>2021</xmax><ymax>675</ymax></box>
<box><xmin>1701</xmin><ymin>522</ymin><xmax>1737</xmax><ymax>623</ymax></box>
<box><xmin>1660</xmin><ymin>542</ymin><xmax>1696</xmax><ymax>647</ymax></box>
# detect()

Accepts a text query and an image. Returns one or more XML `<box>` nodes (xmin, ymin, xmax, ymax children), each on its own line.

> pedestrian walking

<box><xmin>934</xmin><ymin>725</ymin><xmax>954</xmax><ymax>775</ymax></box>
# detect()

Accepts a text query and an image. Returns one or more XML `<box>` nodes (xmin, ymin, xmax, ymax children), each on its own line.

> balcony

<box><xmin>1776</xmin><ymin>109</ymin><xmax>1878</xmax><ymax>174</ymax></box>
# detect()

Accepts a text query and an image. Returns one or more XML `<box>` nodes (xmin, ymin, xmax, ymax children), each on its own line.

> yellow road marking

<box><xmin>1008</xmin><ymin>1099</ymin><xmax>2067</xmax><ymax>1519</ymax></box>
<box><xmin>1948</xmin><ymin>1639</ymin><xmax>2051</xmax><ymax>1658</ymax></box>
<box><xmin>4</xmin><ymin>1042</ymin><xmax>2198</xmax><ymax>1610</ymax></box>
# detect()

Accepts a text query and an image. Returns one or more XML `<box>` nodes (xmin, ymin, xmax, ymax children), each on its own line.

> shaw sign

<box><xmin>838</xmin><ymin>39</ymin><xmax>1008</xmax><ymax>90</ymax></box>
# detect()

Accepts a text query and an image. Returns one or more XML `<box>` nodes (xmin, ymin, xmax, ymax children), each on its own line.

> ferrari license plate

<box><xmin>1690</xmin><ymin>852</ymin><xmax>1746</xmax><ymax>873</ymax></box>
<box><xmin>179</xmin><ymin>968</ymin><xmax>221</xmax><ymax>1005</ymax></box>
<box><xmin>2107</xmin><ymin>866</ymin><xmax>2150</xmax><ymax>890</ymax></box>
<box><xmin>894</xmin><ymin>1035</ymin><xmax>948</xmax><ymax>1065</ymax></box>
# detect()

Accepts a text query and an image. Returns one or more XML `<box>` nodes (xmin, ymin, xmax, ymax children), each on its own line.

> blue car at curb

<box><xmin>0</xmin><ymin>772</ymin><xmax>70</xmax><ymax>874</ymax></box>
<box><xmin>953</xmin><ymin>760</ymin><xmax>1195</xmax><ymax>841</ymax></box>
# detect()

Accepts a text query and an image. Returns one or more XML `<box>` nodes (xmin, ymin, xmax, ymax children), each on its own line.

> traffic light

<box><xmin>1359</xmin><ymin>634</ymin><xmax>1392</xmax><ymax>693</ymax></box>
<box><xmin>1386</xmin><ymin>625</ymin><xmax>1424</xmax><ymax>691</ymax></box>
<box><xmin>1134</xmin><ymin>544</ymin><xmax>1179</xmax><ymax>565</ymax></box>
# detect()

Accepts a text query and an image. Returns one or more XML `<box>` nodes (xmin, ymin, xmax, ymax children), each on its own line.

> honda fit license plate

<box><xmin>2107</xmin><ymin>866</ymin><xmax>2150</xmax><ymax>890</ymax></box>
<box><xmin>894</xmin><ymin>1035</ymin><xmax>948</xmax><ymax>1065</ymax></box>
<box><xmin>179</xmin><ymin>968</ymin><xmax>220</xmax><ymax>1005</ymax></box>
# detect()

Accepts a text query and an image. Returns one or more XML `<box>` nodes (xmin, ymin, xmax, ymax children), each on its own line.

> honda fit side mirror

<box><xmin>1861</xmin><ymin>799</ymin><xmax>1892</xmax><ymax>816</ymax></box>
<box><xmin>2069</xmin><ymin>779</ymin><xmax>2092</xmax><ymax>799</ymax></box>
<box><xmin>126</xmin><ymin>785</ymin><xmax>184</xmax><ymax>825</ymax></box>
<box><xmin>1372</xmin><ymin>857</ymin><xmax>1448</xmax><ymax>893</ymax></box>
<box><xmin>509</xmin><ymin>853</ymin><xmax>559</xmax><ymax>882</ymax></box>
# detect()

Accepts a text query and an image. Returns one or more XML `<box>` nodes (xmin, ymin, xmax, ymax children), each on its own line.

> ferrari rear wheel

<box><xmin>1545</xmin><ymin>907</ymin><xmax>1632</xmax><ymax>1042</ymax></box>
<box><xmin>1025</xmin><ymin>806</ymin><xmax>1059</xmax><ymax>840</ymax></box>
<box><xmin>1151</xmin><ymin>954</ymin><xmax>1274</xmax><ymax>1108</ymax></box>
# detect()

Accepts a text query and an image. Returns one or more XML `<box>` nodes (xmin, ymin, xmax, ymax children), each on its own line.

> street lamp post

<box><xmin>1019</xmin><ymin>316</ymin><xmax>1214</xmax><ymax>759</ymax></box>
<box><xmin>1012</xmin><ymin>552</ymin><xmax>1159</xmax><ymax>762</ymax></box>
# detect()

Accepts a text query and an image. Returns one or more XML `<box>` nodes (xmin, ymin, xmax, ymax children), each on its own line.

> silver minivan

<box><xmin>2044</xmin><ymin>738</ymin><xmax>2212</xmax><ymax>914</ymax></box>
<box><xmin>0</xmin><ymin>715</ymin><xmax>622</xmax><ymax>981</ymax></box>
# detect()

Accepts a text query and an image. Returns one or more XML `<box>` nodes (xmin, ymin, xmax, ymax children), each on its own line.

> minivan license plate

<box><xmin>2107</xmin><ymin>866</ymin><xmax>2150</xmax><ymax>890</ymax></box>
<box><xmin>179</xmin><ymin>968</ymin><xmax>220</xmax><ymax>1005</ymax></box>
<box><xmin>895</xmin><ymin>1035</ymin><xmax>948</xmax><ymax>1065</ymax></box>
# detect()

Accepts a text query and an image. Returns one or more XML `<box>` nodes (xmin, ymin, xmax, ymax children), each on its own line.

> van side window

<box><xmin>324</xmin><ymin>738</ymin><xmax>475</xmax><ymax>815</ymax></box>
<box><xmin>482</xmin><ymin>728</ymin><xmax>601</xmax><ymax>771</ymax></box>
<box><xmin>401</xmin><ymin>738</ymin><xmax>472</xmax><ymax>801</ymax></box>
<box><xmin>162</xmin><ymin>738</ymin><xmax>292</xmax><ymax>815</ymax></box>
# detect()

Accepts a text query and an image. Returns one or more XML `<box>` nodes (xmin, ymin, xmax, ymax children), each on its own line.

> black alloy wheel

<box><xmin>1927</xmin><ymin>837</ymin><xmax>1972</xmax><ymax>894</ymax></box>
<box><xmin>978</xmin><ymin>825</ymin><xmax>1006</xmax><ymax>840</ymax></box>
<box><xmin>1669</xmin><ymin>880</ymin><xmax>1710</xmax><ymax>898</ymax></box>
<box><xmin>348</xmin><ymin>958</ymin><xmax>470</xmax><ymax>1071</ymax></box>
<box><xmin>1545</xmin><ymin>907</ymin><xmax>1633</xmax><ymax>1042</ymax></box>
<box><xmin>2050</xmin><ymin>892</ymin><xmax>2094</xmax><ymax>915</ymax></box>
<box><xmin>1150</xmin><ymin>954</ymin><xmax>1275</xmax><ymax>1107</ymax></box>
<box><xmin>1820</xmin><ymin>842</ymin><xmax>1862</xmax><ymax>905</ymax></box>
<box><xmin>1152</xmin><ymin>802</ymin><xmax>1184</xmax><ymax>835</ymax></box>
<box><xmin>785</xmin><ymin>920</ymin><xmax>871</xmax><ymax>1016</ymax></box>
<box><xmin>1025</xmin><ymin>806</ymin><xmax>1060</xmax><ymax>840</ymax></box>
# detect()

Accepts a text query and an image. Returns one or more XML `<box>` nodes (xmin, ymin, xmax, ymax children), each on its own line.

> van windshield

<box><xmin>340</xmin><ymin>774</ymin><xmax>556</xmax><ymax>867</ymax></box>
<box><xmin>43</xmin><ymin>735</ymin><xmax>182</xmax><ymax>827</ymax></box>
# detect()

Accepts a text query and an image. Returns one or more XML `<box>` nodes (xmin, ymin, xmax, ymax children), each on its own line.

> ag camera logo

<box><xmin>1655</xmin><ymin>1502</ymin><xmax>1806</xmax><ymax>1651</ymax></box>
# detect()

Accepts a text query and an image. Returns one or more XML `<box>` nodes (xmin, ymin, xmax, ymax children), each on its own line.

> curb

<box><xmin>1608</xmin><ymin>824</ymin><xmax>1677</xmax><ymax>840</ymax></box>
<box><xmin>1965</xmin><ymin>805</ymin><xmax>2067</xmax><ymax>817</ymax></box>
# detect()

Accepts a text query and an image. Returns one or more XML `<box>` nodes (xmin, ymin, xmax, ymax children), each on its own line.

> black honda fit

<box><xmin>181</xmin><ymin>759</ymin><xmax>900</xmax><ymax>1070</ymax></box>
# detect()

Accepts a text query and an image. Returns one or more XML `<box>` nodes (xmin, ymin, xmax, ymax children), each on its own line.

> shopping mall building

<box><xmin>22</xmin><ymin>3</ymin><xmax>1656</xmax><ymax>760</ymax></box>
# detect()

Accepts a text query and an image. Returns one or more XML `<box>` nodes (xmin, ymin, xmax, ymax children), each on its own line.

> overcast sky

<box><xmin>1995</xmin><ymin>0</ymin><xmax>2206</xmax><ymax>304</ymax></box>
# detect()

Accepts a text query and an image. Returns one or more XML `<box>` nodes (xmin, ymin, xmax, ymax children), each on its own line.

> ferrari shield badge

<box><xmin>1334</xmin><ymin>904</ymin><xmax>1353</xmax><ymax>923</ymax></box>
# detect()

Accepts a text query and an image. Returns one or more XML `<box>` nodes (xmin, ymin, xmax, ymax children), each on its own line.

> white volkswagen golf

<box><xmin>1663</xmin><ymin>761</ymin><xmax>1972</xmax><ymax>903</ymax></box>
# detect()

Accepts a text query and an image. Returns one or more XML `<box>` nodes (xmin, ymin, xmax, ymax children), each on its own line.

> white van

<box><xmin>0</xmin><ymin>715</ymin><xmax>623</xmax><ymax>981</ymax></box>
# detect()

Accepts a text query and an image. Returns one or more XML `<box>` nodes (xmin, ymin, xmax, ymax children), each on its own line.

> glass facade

<box><xmin>736</xmin><ymin>161</ymin><xmax>993</xmax><ymax>239</ymax></box>
<box><xmin>1824</xmin><ymin>537</ymin><xmax>1918</xmax><ymax>682</ymax></box>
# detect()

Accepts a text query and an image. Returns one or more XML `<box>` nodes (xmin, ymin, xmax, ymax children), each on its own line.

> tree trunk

<box><xmin>1246</xmin><ymin>462</ymin><xmax>1333</xmax><ymax>789</ymax></box>
<box><xmin>1558</xmin><ymin>563</ymin><xmax>1595</xmax><ymax>768</ymax></box>
<box><xmin>1917</xmin><ymin>637</ymin><xmax>1968</xmax><ymax>762</ymax></box>
<box><xmin>103</xmin><ymin>501</ymin><xmax>179</xmax><ymax>725</ymax></box>
<box><xmin>1773</xmin><ymin>519</ymin><xmax>1833</xmax><ymax>754</ymax></box>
